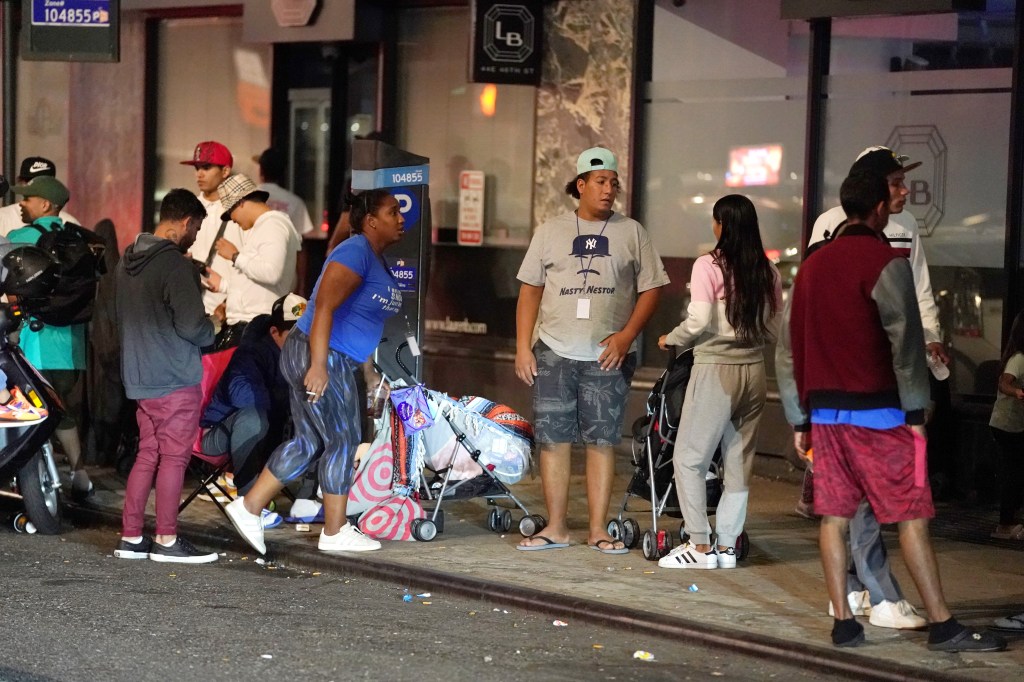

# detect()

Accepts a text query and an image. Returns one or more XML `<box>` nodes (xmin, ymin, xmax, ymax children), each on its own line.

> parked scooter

<box><xmin>0</xmin><ymin>175</ymin><xmax>66</xmax><ymax>534</ymax></box>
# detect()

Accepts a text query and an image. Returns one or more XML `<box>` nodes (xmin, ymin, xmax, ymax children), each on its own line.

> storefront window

<box><xmin>822</xmin><ymin>8</ymin><xmax>1014</xmax><ymax>397</ymax></box>
<box><xmin>396</xmin><ymin>7</ymin><xmax>536</xmax><ymax>246</ymax></box>
<box><xmin>154</xmin><ymin>17</ymin><xmax>271</xmax><ymax>210</ymax></box>
<box><xmin>640</xmin><ymin>0</ymin><xmax>808</xmax><ymax>370</ymax></box>
<box><xmin>398</xmin><ymin>7</ymin><xmax>537</xmax><ymax>356</ymax></box>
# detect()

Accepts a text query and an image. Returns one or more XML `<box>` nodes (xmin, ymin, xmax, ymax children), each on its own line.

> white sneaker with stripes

<box><xmin>658</xmin><ymin>541</ymin><xmax>718</xmax><ymax>569</ymax></box>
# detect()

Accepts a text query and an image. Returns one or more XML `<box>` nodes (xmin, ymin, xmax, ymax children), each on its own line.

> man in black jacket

<box><xmin>113</xmin><ymin>189</ymin><xmax>218</xmax><ymax>564</ymax></box>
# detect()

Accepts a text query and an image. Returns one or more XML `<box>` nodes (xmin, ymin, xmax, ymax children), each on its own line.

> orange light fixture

<box><xmin>479</xmin><ymin>84</ymin><xmax>497</xmax><ymax>117</ymax></box>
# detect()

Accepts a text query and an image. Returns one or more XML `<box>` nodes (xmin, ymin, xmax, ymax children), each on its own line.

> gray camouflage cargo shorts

<box><xmin>532</xmin><ymin>339</ymin><xmax>636</xmax><ymax>445</ymax></box>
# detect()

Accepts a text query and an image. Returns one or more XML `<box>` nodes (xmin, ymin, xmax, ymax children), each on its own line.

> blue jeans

<box><xmin>846</xmin><ymin>500</ymin><xmax>904</xmax><ymax>605</ymax></box>
<box><xmin>201</xmin><ymin>406</ymin><xmax>270</xmax><ymax>496</ymax></box>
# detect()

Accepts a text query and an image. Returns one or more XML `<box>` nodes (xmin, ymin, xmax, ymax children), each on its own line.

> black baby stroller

<box><xmin>609</xmin><ymin>348</ymin><xmax>750</xmax><ymax>562</ymax></box>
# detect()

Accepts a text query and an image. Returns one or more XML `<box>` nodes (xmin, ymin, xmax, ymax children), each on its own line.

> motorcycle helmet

<box><xmin>0</xmin><ymin>245</ymin><xmax>60</xmax><ymax>298</ymax></box>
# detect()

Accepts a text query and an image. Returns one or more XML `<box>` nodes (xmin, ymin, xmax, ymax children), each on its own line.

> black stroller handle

<box><xmin>395</xmin><ymin>341</ymin><xmax>415</xmax><ymax>379</ymax></box>
<box><xmin>371</xmin><ymin>340</ymin><xmax>417</xmax><ymax>385</ymax></box>
<box><xmin>665</xmin><ymin>344</ymin><xmax>677</xmax><ymax>369</ymax></box>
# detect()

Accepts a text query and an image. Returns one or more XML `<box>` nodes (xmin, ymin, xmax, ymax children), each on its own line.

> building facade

<box><xmin>0</xmin><ymin>1</ymin><xmax>1018</xmax><ymax>481</ymax></box>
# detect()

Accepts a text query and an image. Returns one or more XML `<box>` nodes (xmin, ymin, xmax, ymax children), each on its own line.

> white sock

<box><xmin>156</xmin><ymin>537</ymin><xmax>176</xmax><ymax>547</ymax></box>
<box><xmin>122</xmin><ymin>536</ymin><xmax>143</xmax><ymax>544</ymax></box>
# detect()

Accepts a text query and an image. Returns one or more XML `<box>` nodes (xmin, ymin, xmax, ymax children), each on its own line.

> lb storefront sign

<box><xmin>470</xmin><ymin>0</ymin><xmax>542</xmax><ymax>86</ymax></box>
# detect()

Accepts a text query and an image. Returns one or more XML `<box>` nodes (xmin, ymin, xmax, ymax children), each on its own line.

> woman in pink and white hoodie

<box><xmin>656</xmin><ymin>194</ymin><xmax>783</xmax><ymax>570</ymax></box>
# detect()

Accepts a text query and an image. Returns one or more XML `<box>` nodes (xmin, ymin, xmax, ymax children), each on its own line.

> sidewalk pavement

<box><xmin>69</xmin><ymin>452</ymin><xmax>1023</xmax><ymax>681</ymax></box>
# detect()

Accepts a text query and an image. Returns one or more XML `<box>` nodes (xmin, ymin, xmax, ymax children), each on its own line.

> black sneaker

<box><xmin>114</xmin><ymin>537</ymin><xmax>152</xmax><ymax>560</ymax></box>
<box><xmin>928</xmin><ymin>627</ymin><xmax>1007</xmax><ymax>653</ymax></box>
<box><xmin>832</xmin><ymin>618</ymin><xmax>865</xmax><ymax>647</ymax></box>
<box><xmin>71</xmin><ymin>480</ymin><xmax>95</xmax><ymax>504</ymax></box>
<box><xmin>148</xmin><ymin>537</ymin><xmax>219</xmax><ymax>564</ymax></box>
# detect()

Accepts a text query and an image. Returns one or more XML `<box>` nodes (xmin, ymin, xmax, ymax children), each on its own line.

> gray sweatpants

<box><xmin>673</xmin><ymin>361</ymin><xmax>766</xmax><ymax>547</ymax></box>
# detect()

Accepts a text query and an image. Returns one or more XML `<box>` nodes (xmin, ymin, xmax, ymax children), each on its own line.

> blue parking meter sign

<box><xmin>393</xmin><ymin>190</ymin><xmax>421</xmax><ymax>231</ymax></box>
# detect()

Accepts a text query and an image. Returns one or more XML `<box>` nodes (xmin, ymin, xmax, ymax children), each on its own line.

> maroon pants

<box><xmin>122</xmin><ymin>385</ymin><xmax>202</xmax><ymax>537</ymax></box>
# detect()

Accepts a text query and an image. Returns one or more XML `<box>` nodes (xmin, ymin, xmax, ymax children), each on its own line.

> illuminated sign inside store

<box><xmin>725</xmin><ymin>145</ymin><xmax>783</xmax><ymax>188</ymax></box>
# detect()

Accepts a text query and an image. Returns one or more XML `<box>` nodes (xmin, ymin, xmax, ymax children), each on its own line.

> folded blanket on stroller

<box><xmin>422</xmin><ymin>391</ymin><xmax>533</xmax><ymax>485</ymax></box>
<box><xmin>348</xmin><ymin>387</ymin><xmax>533</xmax><ymax>541</ymax></box>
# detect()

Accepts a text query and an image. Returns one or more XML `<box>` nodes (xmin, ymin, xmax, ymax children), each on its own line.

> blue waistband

<box><xmin>810</xmin><ymin>407</ymin><xmax>905</xmax><ymax>430</ymax></box>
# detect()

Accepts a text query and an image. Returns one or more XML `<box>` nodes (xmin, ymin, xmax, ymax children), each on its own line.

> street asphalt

<box><xmin>18</xmin><ymin>450</ymin><xmax>1024</xmax><ymax>681</ymax></box>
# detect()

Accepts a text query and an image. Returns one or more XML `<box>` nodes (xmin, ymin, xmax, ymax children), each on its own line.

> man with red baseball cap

<box><xmin>180</xmin><ymin>141</ymin><xmax>242</xmax><ymax>322</ymax></box>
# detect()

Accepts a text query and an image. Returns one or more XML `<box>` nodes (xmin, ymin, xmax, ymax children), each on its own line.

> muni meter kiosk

<box><xmin>351</xmin><ymin>140</ymin><xmax>430</xmax><ymax>383</ymax></box>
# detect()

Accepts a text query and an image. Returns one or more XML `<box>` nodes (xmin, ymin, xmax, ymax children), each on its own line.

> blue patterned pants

<box><xmin>266</xmin><ymin>329</ymin><xmax>362</xmax><ymax>495</ymax></box>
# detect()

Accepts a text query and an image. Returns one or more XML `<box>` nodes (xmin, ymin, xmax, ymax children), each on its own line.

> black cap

<box><xmin>270</xmin><ymin>293</ymin><xmax>307</xmax><ymax>330</ymax></box>
<box><xmin>18</xmin><ymin>157</ymin><xmax>56</xmax><ymax>181</ymax></box>
<box><xmin>849</xmin><ymin>147</ymin><xmax>922</xmax><ymax>178</ymax></box>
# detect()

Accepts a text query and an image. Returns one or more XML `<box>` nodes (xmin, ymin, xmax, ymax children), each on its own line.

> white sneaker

<box><xmin>658</xmin><ymin>541</ymin><xmax>717</xmax><ymax>569</ymax></box>
<box><xmin>318</xmin><ymin>523</ymin><xmax>381</xmax><ymax>552</ymax></box>
<box><xmin>828</xmin><ymin>590</ymin><xmax>870</xmax><ymax>617</ymax></box>
<box><xmin>260</xmin><ymin>509</ymin><xmax>283</xmax><ymax>530</ymax></box>
<box><xmin>200</xmin><ymin>482</ymin><xmax>231</xmax><ymax>504</ymax></box>
<box><xmin>716</xmin><ymin>546</ymin><xmax>737</xmax><ymax>569</ymax></box>
<box><xmin>868</xmin><ymin>599</ymin><xmax>927</xmax><ymax>630</ymax></box>
<box><xmin>225</xmin><ymin>497</ymin><xmax>266</xmax><ymax>555</ymax></box>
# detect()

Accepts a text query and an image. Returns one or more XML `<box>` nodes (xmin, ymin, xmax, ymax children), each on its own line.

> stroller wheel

<box><xmin>631</xmin><ymin>415</ymin><xmax>649</xmax><ymax>442</ymax></box>
<box><xmin>736</xmin><ymin>530</ymin><xmax>750</xmax><ymax>561</ymax></box>
<box><xmin>641</xmin><ymin>529</ymin><xmax>659</xmax><ymax>561</ymax></box>
<box><xmin>487</xmin><ymin>508</ymin><xmax>500</xmax><ymax>532</ymax></box>
<box><xmin>606</xmin><ymin>519</ymin><xmax>624</xmax><ymax>543</ymax></box>
<box><xmin>622</xmin><ymin>518</ymin><xmax>640</xmax><ymax>549</ymax></box>
<box><xmin>501</xmin><ymin>509</ymin><xmax>513</xmax><ymax>533</ymax></box>
<box><xmin>658</xmin><ymin>528</ymin><xmax>674</xmax><ymax>557</ymax></box>
<box><xmin>518</xmin><ymin>514</ymin><xmax>545</xmax><ymax>537</ymax></box>
<box><xmin>412</xmin><ymin>518</ymin><xmax>438</xmax><ymax>542</ymax></box>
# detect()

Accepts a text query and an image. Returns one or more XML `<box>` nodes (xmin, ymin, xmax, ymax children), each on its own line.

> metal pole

<box><xmin>2</xmin><ymin>0</ymin><xmax>17</xmax><ymax>201</ymax></box>
<box><xmin>800</xmin><ymin>17</ymin><xmax>830</xmax><ymax>255</ymax></box>
<box><xmin>1003</xmin><ymin>4</ymin><xmax>1024</xmax><ymax>346</ymax></box>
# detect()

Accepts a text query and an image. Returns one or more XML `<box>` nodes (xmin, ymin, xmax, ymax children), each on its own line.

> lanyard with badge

<box><xmin>575</xmin><ymin>212</ymin><xmax>611</xmax><ymax>319</ymax></box>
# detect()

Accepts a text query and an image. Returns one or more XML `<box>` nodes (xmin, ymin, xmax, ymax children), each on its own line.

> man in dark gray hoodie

<box><xmin>113</xmin><ymin>189</ymin><xmax>218</xmax><ymax>564</ymax></box>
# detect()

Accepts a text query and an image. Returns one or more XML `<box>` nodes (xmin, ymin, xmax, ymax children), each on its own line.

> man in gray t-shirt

<box><xmin>515</xmin><ymin>147</ymin><xmax>669</xmax><ymax>553</ymax></box>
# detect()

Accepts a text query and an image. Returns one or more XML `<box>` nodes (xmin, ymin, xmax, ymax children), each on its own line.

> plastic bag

<box><xmin>389</xmin><ymin>384</ymin><xmax>434</xmax><ymax>433</ymax></box>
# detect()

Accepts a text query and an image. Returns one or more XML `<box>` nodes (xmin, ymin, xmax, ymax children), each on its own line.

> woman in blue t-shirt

<box><xmin>225</xmin><ymin>189</ymin><xmax>403</xmax><ymax>555</ymax></box>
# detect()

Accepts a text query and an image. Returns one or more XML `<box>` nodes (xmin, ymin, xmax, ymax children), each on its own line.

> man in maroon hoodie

<box><xmin>113</xmin><ymin>189</ymin><xmax>217</xmax><ymax>564</ymax></box>
<box><xmin>776</xmin><ymin>172</ymin><xmax>1004</xmax><ymax>653</ymax></box>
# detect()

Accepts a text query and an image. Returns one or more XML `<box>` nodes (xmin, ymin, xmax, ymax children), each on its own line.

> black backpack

<box><xmin>19</xmin><ymin>221</ymin><xmax>106</xmax><ymax>327</ymax></box>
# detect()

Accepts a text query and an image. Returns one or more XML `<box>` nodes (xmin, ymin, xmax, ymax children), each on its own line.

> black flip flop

<box><xmin>589</xmin><ymin>539</ymin><xmax>629</xmax><ymax>554</ymax></box>
<box><xmin>516</xmin><ymin>535</ymin><xmax>569</xmax><ymax>551</ymax></box>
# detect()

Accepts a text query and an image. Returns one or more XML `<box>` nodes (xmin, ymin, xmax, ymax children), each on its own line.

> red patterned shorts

<box><xmin>811</xmin><ymin>422</ymin><xmax>934</xmax><ymax>524</ymax></box>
